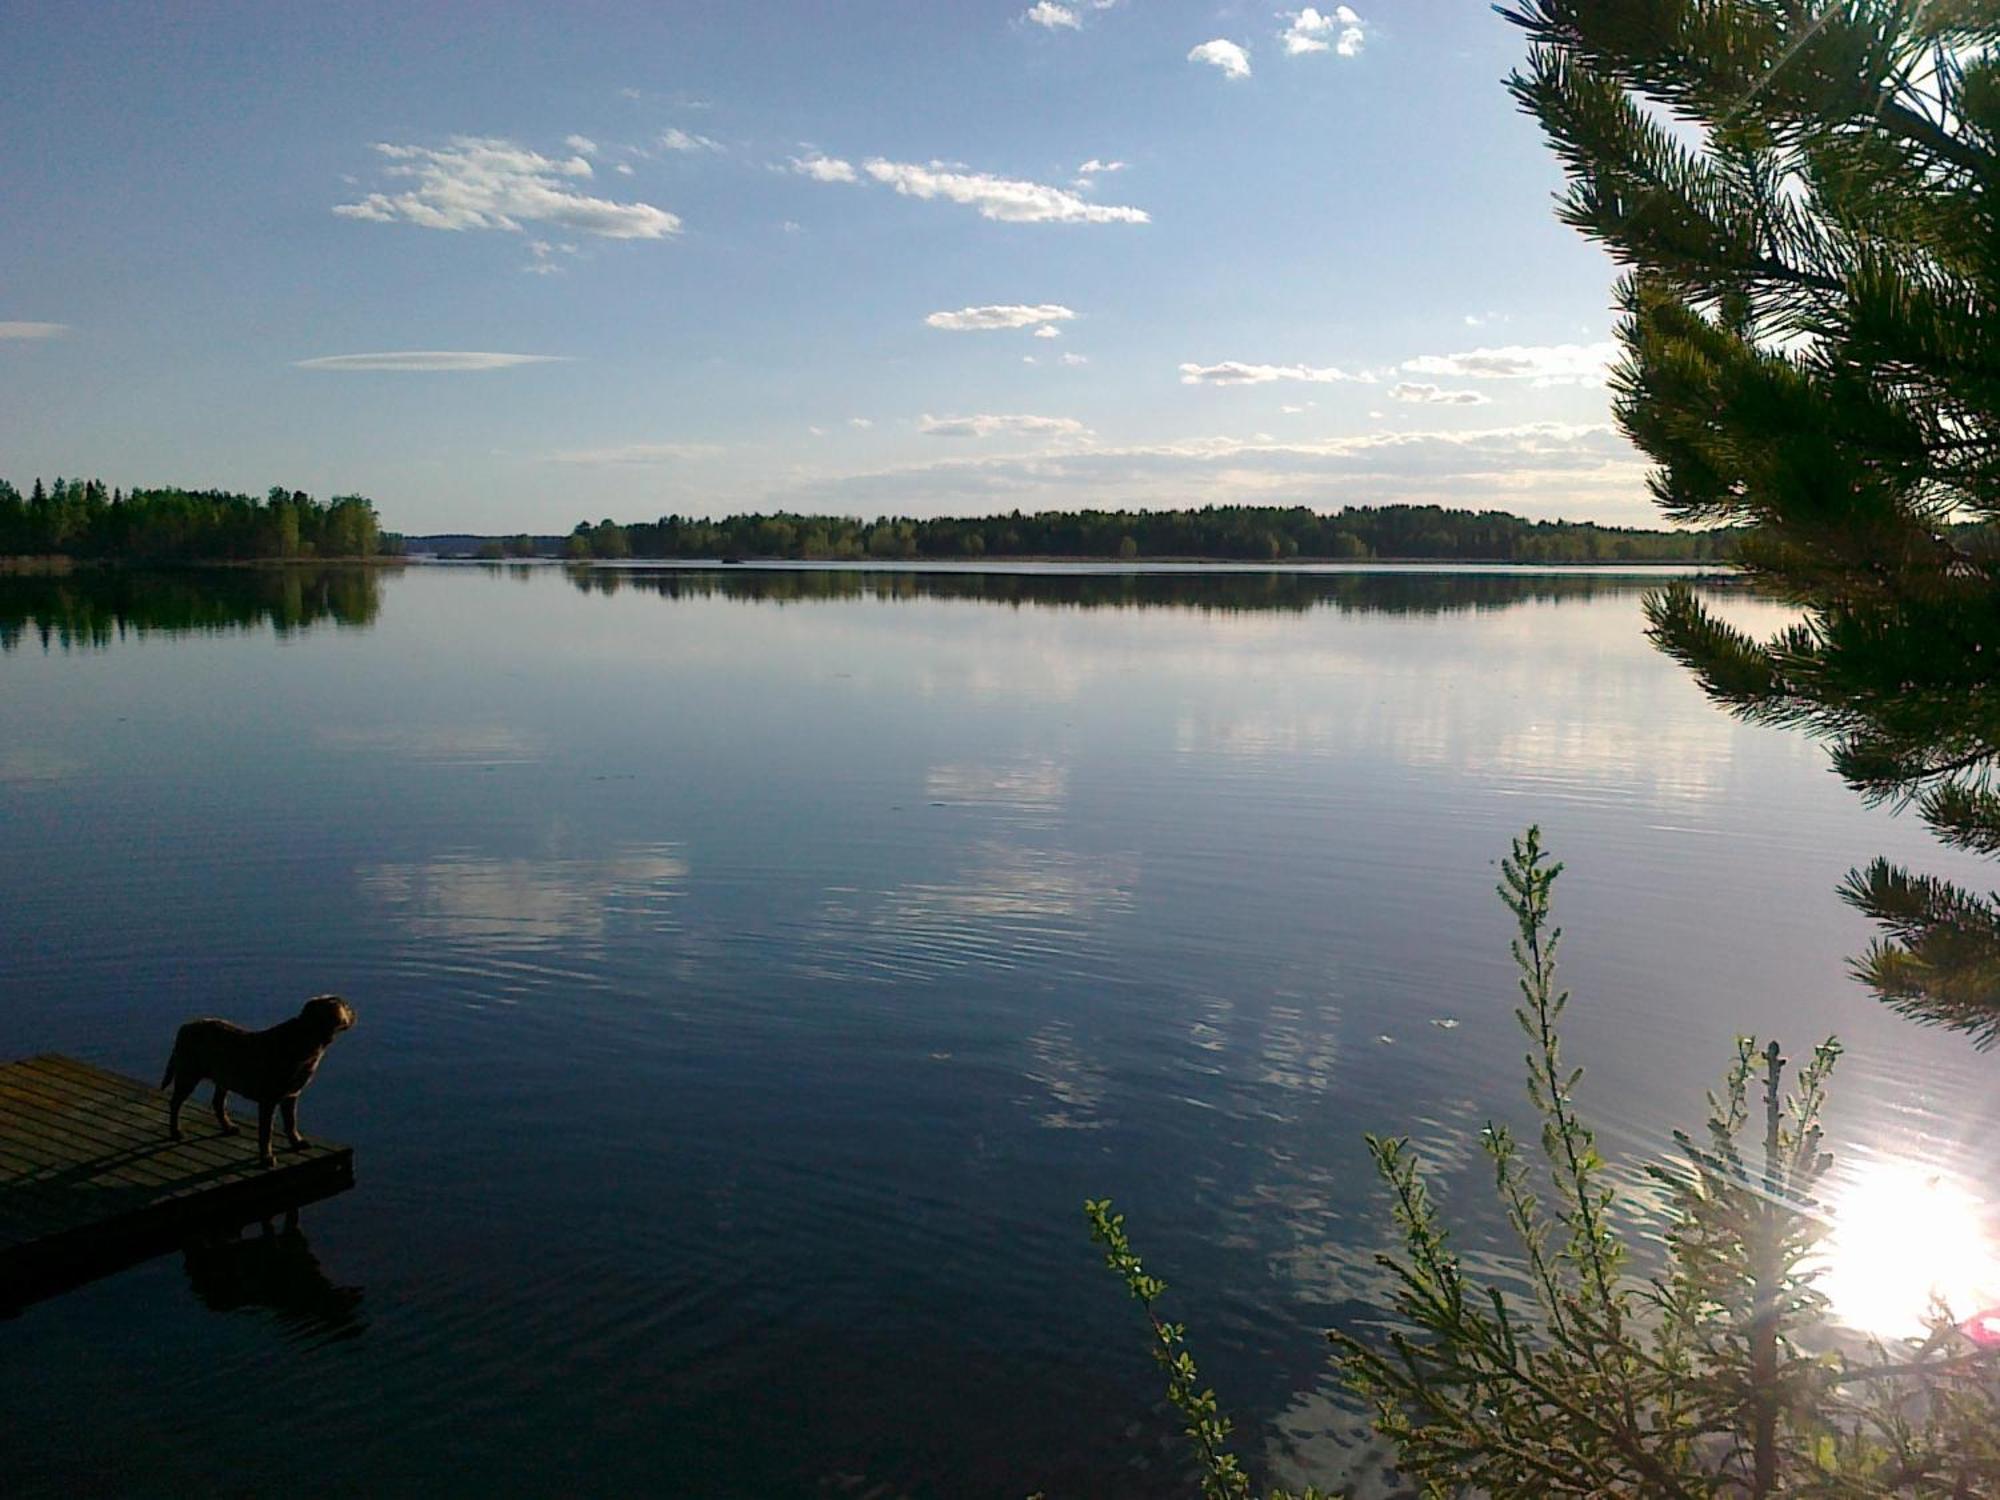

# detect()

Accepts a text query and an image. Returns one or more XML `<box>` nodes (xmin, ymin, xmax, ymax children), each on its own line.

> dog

<box><xmin>161</xmin><ymin>995</ymin><xmax>356</xmax><ymax>1167</ymax></box>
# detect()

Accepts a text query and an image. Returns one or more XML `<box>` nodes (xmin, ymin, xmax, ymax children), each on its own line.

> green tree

<box><xmin>1093</xmin><ymin>832</ymin><xmax>2000</xmax><ymax>1497</ymax></box>
<box><xmin>1504</xmin><ymin>0</ymin><xmax>2000</xmax><ymax>1044</ymax></box>
<box><xmin>588</xmin><ymin>518</ymin><xmax>630</xmax><ymax>559</ymax></box>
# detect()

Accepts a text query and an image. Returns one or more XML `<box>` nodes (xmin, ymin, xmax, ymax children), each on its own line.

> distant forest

<box><xmin>535</xmin><ymin>505</ymin><xmax>1738</xmax><ymax>563</ymax></box>
<box><xmin>0</xmin><ymin>477</ymin><xmax>398</xmax><ymax>561</ymax></box>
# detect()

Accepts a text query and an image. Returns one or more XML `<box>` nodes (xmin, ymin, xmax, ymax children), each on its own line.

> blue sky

<box><xmin>0</xmin><ymin>1</ymin><xmax>1650</xmax><ymax>535</ymax></box>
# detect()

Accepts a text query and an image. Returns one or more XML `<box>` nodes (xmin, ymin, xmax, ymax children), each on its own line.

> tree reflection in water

<box><xmin>562</xmin><ymin>561</ymin><xmax>1738</xmax><ymax>617</ymax></box>
<box><xmin>0</xmin><ymin>567</ymin><xmax>382</xmax><ymax>653</ymax></box>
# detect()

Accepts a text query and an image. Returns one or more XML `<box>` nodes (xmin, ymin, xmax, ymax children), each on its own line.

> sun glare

<box><xmin>1817</xmin><ymin>1160</ymin><xmax>2000</xmax><ymax>1340</ymax></box>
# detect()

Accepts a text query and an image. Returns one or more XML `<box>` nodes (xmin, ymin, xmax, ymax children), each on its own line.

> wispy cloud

<box><xmin>1188</xmin><ymin>39</ymin><xmax>1251</xmax><ymax>79</ymax></box>
<box><xmin>546</xmin><ymin>441</ymin><xmax>718</xmax><ymax>464</ymax></box>
<box><xmin>1390</xmin><ymin>381</ymin><xmax>1490</xmax><ymax>405</ymax></box>
<box><xmin>335</xmin><ymin>136</ymin><xmax>681</xmax><ymax>239</ymax></box>
<box><xmin>1033</xmin><ymin>323</ymin><xmax>1062</xmax><ymax>339</ymax></box>
<box><xmin>659</xmin><ymin>127</ymin><xmax>722</xmax><ymax>153</ymax></box>
<box><xmin>1402</xmin><ymin>341</ymin><xmax>1615</xmax><ymax>386</ymax></box>
<box><xmin>790</xmin><ymin>152</ymin><xmax>858</xmax><ymax>183</ymax></box>
<box><xmin>1023</xmin><ymin>2</ymin><xmax>1079</xmax><ymax>28</ymax></box>
<box><xmin>1059</xmin><ymin>352</ymin><xmax>1089</xmax><ymax>366</ymax></box>
<box><xmin>0</xmin><ymin>321</ymin><xmax>67</xmax><ymax>340</ymax></box>
<box><xmin>926</xmin><ymin>303</ymin><xmax>1078</xmax><ymax>332</ymax></box>
<box><xmin>294</xmin><ymin>351</ymin><xmax>570</xmax><ymax>372</ymax></box>
<box><xmin>523</xmin><ymin>239</ymin><xmax>580</xmax><ymax>275</ymax></box>
<box><xmin>1282</xmin><ymin>7</ymin><xmax>1364</xmax><ymax>57</ymax></box>
<box><xmin>794</xmin><ymin>152</ymin><xmax>1147</xmax><ymax>224</ymax></box>
<box><xmin>1179</xmin><ymin>360</ymin><xmax>1372</xmax><ymax>386</ymax></box>
<box><xmin>1076</xmin><ymin>158</ymin><xmax>1126</xmax><ymax>176</ymax></box>
<box><xmin>564</xmin><ymin>134</ymin><xmax>599</xmax><ymax>156</ymax></box>
<box><xmin>861</xmin><ymin>159</ymin><xmax>1148</xmax><ymax>224</ymax></box>
<box><xmin>920</xmin><ymin>413</ymin><xmax>1089</xmax><ymax>438</ymax></box>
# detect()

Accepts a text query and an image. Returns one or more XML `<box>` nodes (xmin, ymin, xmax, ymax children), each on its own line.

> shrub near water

<box><xmin>1086</xmin><ymin>832</ymin><xmax>2000</xmax><ymax>1497</ymax></box>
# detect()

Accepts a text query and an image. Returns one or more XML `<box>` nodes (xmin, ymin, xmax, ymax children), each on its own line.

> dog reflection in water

<box><xmin>182</xmin><ymin>1209</ymin><xmax>364</xmax><ymax>1339</ymax></box>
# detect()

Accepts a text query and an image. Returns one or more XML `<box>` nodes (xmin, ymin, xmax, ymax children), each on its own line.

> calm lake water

<box><xmin>4</xmin><ymin>562</ymin><xmax>1997</xmax><ymax>1497</ymax></box>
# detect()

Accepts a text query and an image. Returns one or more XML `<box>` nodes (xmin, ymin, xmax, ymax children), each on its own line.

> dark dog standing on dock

<box><xmin>161</xmin><ymin>995</ymin><xmax>356</xmax><ymax>1167</ymax></box>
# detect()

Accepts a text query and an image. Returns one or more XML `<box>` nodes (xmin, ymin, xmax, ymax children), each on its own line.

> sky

<box><xmin>0</xmin><ymin>0</ymin><xmax>1654</xmax><ymax>535</ymax></box>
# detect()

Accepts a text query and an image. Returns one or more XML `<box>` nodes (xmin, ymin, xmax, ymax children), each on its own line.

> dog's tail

<box><xmin>159</xmin><ymin>1033</ymin><xmax>181</xmax><ymax>1091</ymax></box>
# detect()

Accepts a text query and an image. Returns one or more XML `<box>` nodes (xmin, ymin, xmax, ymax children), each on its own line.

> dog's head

<box><xmin>300</xmin><ymin>994</ymin><xmax>357</xmax><ymax>1044</ymax></box>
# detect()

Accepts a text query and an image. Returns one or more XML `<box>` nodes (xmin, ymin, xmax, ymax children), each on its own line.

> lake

<box><xmin>4</xmin><ymin>562</ymin><xmax>1995</xmax><ymax>1497</ymax></box>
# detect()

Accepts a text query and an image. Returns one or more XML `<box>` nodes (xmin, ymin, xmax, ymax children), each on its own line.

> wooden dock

<box><xmin>0</xmin><ymin>1054</ymin><xmax>355</xmax><ymax>1311</ymax></box>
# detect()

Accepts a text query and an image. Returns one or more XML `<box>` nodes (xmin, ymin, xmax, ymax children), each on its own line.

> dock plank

<box><xmin>0</xmin><ymin>1055</ymin><xmax>355</xmax><ymax>1311</ymax></box>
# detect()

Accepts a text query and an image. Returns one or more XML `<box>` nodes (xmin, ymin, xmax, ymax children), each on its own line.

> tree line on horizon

<box><xmin>550</xmin><ymin>503</ymin><xmax>1742</xmax><ymax>563</ymax></box>
<box><xmin>0</xmin><ymin>477</ymin><xmax>397</xmax><ymax>561</ymax></box>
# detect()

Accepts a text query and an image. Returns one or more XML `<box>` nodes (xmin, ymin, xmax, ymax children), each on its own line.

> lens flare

<box><xmin>1816</xmin><ymin>1160</ymin><xmax>2000</xmax><ymax>1339</ymax></box>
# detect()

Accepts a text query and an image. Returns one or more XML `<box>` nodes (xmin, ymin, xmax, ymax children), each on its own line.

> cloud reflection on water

<box><xmin>359</xmin><ymin>846</ymin><xmax>687</xmax><ymax>948</ymax></box>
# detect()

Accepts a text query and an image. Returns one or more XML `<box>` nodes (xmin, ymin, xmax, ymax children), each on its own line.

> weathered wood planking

<box><xmin>0</xmin><ymin>1054</ymin><xmax>354</xmax><ymax>1310</ymax></box>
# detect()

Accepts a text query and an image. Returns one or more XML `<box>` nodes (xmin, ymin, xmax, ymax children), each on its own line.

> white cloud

<box><xmin>1463</xmin><ymin>310</ymin><xmax>1509</xmax><ymax>327</ymax></box>
<box><xmin>1024</xmin><ymin>1</ymin><xmax>1079</xmax><ymax>28</ymax></box>
<box><xmin>1282</xmin><ymin>8</ymin><xmax>1331</xmax><ymax>52</ymax></box>
<box><xmin>920</xmin><ymin>413</ymin><xmax>1089</xmax><ymax>439</ymax></box>
<box><xmin>1402</xmin><ymin>341</ymin><xmax>1616</xmax><ymax>386</ymax></box>
<box><xmin>861</xmin><ymin>158</ymin><xmax>1149</xmax><ymax>224</ymax></box>
<box><xmin>294</xmin><ymin>351</ymin><xmax>570</xmax><ymax>372</ymax></box>
<box><xmin>334</xmin><ymin>136</ymin><xmax>681</xmax><ymax>239</ymax></box>
<box><xmin>1076</xmin><ymin>158</ymin><xmax>1127</xmax><ymax>175</ymax></box>
<box><xmin>1179</xmin><ymin>360</ymin><xmax>1372</xmax><ymax>386</ymax></box>
<box><xmin>565</xmin><ymin>134</ymin><xmax>598</xmax><ymax>155</ymax></box>
<box><xmin>659</xmin><ymin>127</ymin><xmax>722</xmax><ymax>153</ymax></box>
<box><xmin>1285</xmin><ymin>7</ymin><xmax>1365</xmax><ymax>56</ymax></box>
<box><xmin>848</xmin><ymin>417</ymin><xmax>874</xmax><ymax>429</ymax></box>
<box><xmin>790</xmin><ymin>152</ymin><xmax>858</xmax><ymax>183</ymax></box>
<box><xmin>1059</xmin><ymin>352</ymin><xmax>1089</xmax><ymax>366</ymax></box>
<box><xmin>1280</xmin><ymin>402</ymin><xmax>1314</xmax><ymax>414</ymax></box>
<box><xmin>0</xmin><ymin>322</ymin><xmax>67</xmax><ymax>340</ymax></box>
<box><xmin>614</xmin><ymin>162</ymin><xmax>635</xmax><ymax>175</ymax></box>
<box><xmin>1188</xmin><ymin>39</ymin><xmax>1251</xmax><ymax>79</ymax></box>
<box><xmin>1390</xmin><ymin>381</ymin><xmax>1491</xmax><ymax>406</ymax></box>
<box><xmin>1033</xmin><ymin>323</ymin><xmax>1062</xmax><ymax>339</ymax></box>
<box><xmin>925</xmin><ymin>303</ymin><xmax>1078</xmax><ymax>332</ymax></box>
<box><xmin>522</xmin><ymin>239</ymin><xmax>581</xmax><ymax>275</ymax></box>
<box><xmin>546</xmin><ymin>441</ymin><xmax>718</xmax><ymax>464</ymax></box>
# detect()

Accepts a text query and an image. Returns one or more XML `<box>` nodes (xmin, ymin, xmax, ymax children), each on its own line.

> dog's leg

<box><xmin>168</xmin><ymin>1080</ymin><xmax>195</xmax><ymax>1142</ymax></box>
<box><xmin>212</xmin><ymin>1086</ymin><xmax>238</xmax><ymax>1136</ymax></box>
<box><xmin>280</xmin><ymin>1096</ymin><xmax>310</xmax><ymax>1151</ymax></box>
<box><xmin>256</xmin><ymin>1102</ymin><xmax>276</xmax><ymax>1168</ymax></box>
